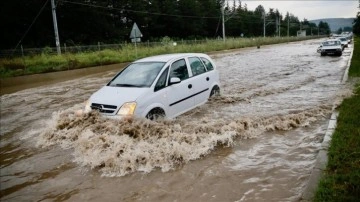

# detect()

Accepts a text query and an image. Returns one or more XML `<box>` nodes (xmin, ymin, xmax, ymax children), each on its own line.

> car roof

<box><xmin>134</xmin><ymin>53</ymin><xmax>209</xmax><ymax>63</ymax></box>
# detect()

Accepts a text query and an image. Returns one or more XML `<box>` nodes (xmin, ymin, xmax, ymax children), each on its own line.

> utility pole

<box><xmin>51</xmin><ymin>0</ymin><xmax>61</xmax><ymax>55</ymax></box>
<box><xmin>222</xmin><ymin>6</ymin><xmax>225</xmax><ymax>42</ymax></box>
<box><xmin>278</xmin><ymin>16</ymin><xmax>281</xmax><ymax>37</ymax></box>
<box><xmin>287</xmin><ymin>15</ymin><xmax>289</xmax><ymax>37</ymax></box>
<box><xmin>276</xmin><ymin>16</ymin><xmax>278</xmax><ymax>36</ymax></box>
<box><xmin>263</xmin><ymin>11</ymin><xmax>266</xmax><ymax>37</ymax></box>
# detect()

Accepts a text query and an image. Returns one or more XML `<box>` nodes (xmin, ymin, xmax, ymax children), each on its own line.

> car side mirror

<box><xmin>169</xmin><ymin>77</ymin><xmax>181</xmax><ymax>85</ymax></box>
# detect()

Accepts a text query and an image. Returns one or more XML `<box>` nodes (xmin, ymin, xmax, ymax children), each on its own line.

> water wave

<box><xmin>37</xmin><ymin>103</ymin><xmax>331</xmax><ymax>177</ymax></box>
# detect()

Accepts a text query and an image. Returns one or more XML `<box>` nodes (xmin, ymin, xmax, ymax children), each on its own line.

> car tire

<box><xmin>146</xmin><ymin>108</ymin><xmax>165</xmax><ymax>120</ymax></box>
<box><xmin>321</xmin><ymin>52</ymin><xmax>326</xmax><ymax>56</ymax></box>
<box><xmin>210</xmin><ymin>86</ymin><xmax>220</xmax><ymax>97</ymax></box>
<box><xmin>337</xmin><ymin>52</ymin><xmax>342</xmax><ymax>57</ymax></box>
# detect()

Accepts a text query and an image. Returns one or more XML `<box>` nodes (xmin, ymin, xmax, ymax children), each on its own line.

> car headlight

<box><xmin>84</xmin><ymin>100</ymin><xmax>91</xmax><ymax>113</ymax></box>
<box><xmin>117</xmin><ymin>102</ymin><xmax>137</xmax><ymax>116</ymax></box>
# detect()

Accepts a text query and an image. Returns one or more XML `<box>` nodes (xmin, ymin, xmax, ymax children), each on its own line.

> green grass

<box><xmin>314</xmin><ymin>36</ymin><xmax>360</xmax><ymax>202</ymax></box>
<box><xmin>0</xmin><ymin>36</ymin><xmax>318</xmax><ymax>78</ymax></box>
<box><xmin>349</xmin><ymin>37</ymin><xmax>360</xmax><ymax>77</ymax></box>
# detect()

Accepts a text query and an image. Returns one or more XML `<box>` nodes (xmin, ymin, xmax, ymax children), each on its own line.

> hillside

<box><xmin>310</xmin><ymin>18</ymin><xmax>355</xmax><ymax>32</ymax></box>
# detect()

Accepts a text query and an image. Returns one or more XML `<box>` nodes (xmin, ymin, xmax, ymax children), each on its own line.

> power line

<box><xmin>62</xmin><ymin>0</ymin><xmax>296</xmax><ymax>24</ymax></box>
<box><xmin>12</xmin><ymin>0</ymin><xmax>50</xmax><ymax>55</ymax></box>
<box><xmin>61</xmin><ymin>0</ymin><xmax>291</xmax><ymax>23</ymax></box>
<box><xmin>61</xmin><ymin>0</ymin><xmax>221</xmax><ymax>19</ymax></box>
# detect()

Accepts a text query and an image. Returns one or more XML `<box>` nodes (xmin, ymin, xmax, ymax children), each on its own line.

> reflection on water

<box><xmin>0</xmin><ymin>39</ymin><xmax>353</xmax><ymax>201</ymax></box>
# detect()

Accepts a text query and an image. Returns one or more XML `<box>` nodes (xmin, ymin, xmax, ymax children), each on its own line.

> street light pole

<box><xmin>51</xmin><ymin>0</ymin><xmax>61</xmax><ymax>55</ymax></box>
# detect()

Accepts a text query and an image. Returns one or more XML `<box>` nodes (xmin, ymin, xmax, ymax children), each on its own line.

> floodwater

<box><xmin>0</xmin><ymin>39</ymin><xmax>354</xmax><ymax>201</ymax></box>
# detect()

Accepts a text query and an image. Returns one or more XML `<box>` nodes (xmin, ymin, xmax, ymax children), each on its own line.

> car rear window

<box><xmin>201</xmin><ymin>57</ymin><xmax>214</xmax><ymax>71</ymax></box>
<box><xmin>189</xmin><ymin>57</ymin><xmax>207</xmax><ymax>76</ymax></box>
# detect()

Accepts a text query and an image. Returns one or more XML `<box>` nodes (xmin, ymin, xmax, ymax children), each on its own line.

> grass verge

<box><xmin>0</xmin><ymin>36</ymin><xmax>319</xmax><ymax>78</ymax></box>
<box><xmin>349</xmin><ymin>37</ymin><xmax>360</xmax><ymax>77</ymax></box>
<box><xmin>314</xmin><ymin>36</ymin><xmax>360</xmax><ymax>201</ymax></box>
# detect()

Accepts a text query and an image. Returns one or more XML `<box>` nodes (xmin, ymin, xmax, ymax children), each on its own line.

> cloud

<box><xmin>241</xmin><ymin>0</ymin><xmax>358</xmax><ymax>20</ymax></box>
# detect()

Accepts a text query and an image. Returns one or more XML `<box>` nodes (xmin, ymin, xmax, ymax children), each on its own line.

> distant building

<box><xmin>297</xmin><ymin>30</ymin><xmax>306</xmax><ymax>37</ymax></box>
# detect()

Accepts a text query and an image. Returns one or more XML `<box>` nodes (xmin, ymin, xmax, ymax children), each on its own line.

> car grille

<box><xmin>91</xmin><ymin>103</ymin><xmax>117</xmax><ymax>114</ymax></box>
<box><xmin>324</xmin><ymin>49</ymin><xmax>337</xmax><ymax>53</ymax></box>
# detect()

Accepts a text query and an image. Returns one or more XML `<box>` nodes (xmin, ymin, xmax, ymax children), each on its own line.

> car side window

<box><xmin>201</xmin><ymin>57</ymin><xmax>214</xmax><ymax>71</ymax></box>
<box><xmin>189</xmin><ymin>57</ymin><xmax>207</xmax><ymax>76</ymax></box>
<box><xmin>154</xmin><ymin>67</ymin><xmax>169</xmax><ymax>92</ymax></box>
<box><xmin>169</xmin><ymin>59</ymin><xmax>189</xmax><ymax>81</ymax></box>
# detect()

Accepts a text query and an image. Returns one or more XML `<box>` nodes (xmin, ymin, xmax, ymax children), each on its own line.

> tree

<box><xmin>254</xmin><ymin>5</ymin><xmax>265</xmax><ymax>36</ymax></box>
<box><xmin>0</xmin><ymin>0</ymin><xmax>318</xmax><ymax>50</ymax></box>
<box><xmin>337</xmin><ymin>27</ymin><xmax>343</xmax><ymax>34</ymax></box>
<box><xmin>284</xmin><ymin>13</ymin><xmax>300</xmax><ymax>36</ymax></box>
<box><xmin>318</xmin><ymin>21</ymin><xmax>331</xmax><ymax>35</ymax></box>
<box><xmin>0</xmin><ymin>0</ymin><xmax>54</xmax><ymax>49</ymax></box>
<box><xmin>301</xmin><ymin>19</ymin><xmax>318</xmax><ymax>36</ymax></box>
<box><xmin>353</xmin><ymin>12</ymin><xmax>360</xmax><ymax>35</ymax></box>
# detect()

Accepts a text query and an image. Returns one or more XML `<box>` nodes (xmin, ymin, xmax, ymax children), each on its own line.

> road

<box><xmin>0</xmin><ymin>38</ymin><xmax>353</xmax><ymax>201</ymax></box>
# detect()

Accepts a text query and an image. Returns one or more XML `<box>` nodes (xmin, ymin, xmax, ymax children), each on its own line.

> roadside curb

<box><xmin>300</xmin><ymin>112</ymin><xmax>338</xmax><ymax>201</ymax></box>
<box><xmin>341</xmin><ymin>44</ymin><xmax>354</xmax><ymax>84</ymax></box>
<box><xmin>300</xmin><ymin>43</ymin><xmax>353</xmax><ymax>201</ymax></box>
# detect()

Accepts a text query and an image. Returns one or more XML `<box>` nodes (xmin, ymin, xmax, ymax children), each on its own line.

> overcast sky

<box><xmin>240</xmin><ymin>0</ymin><xmax>359</xmax><ymax>20</ymax></box>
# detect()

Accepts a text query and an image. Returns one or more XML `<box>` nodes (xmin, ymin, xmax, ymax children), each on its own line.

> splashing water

<box><xmin>38</xmin><ymin>100</ymin><xmax>331</xmax><ymax>177</ymax></box>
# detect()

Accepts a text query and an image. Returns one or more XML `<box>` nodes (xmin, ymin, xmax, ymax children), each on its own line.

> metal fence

<box><xmin>0</xmin><ymin>39</ymin><xmax>209</xmax><ymax>58</ymax></box>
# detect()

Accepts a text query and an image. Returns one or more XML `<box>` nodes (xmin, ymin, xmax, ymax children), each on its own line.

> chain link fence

<box><xmin>0</xmin><ymin>39</ymin><xmax>209</xmax><ymax>58</ymax></box>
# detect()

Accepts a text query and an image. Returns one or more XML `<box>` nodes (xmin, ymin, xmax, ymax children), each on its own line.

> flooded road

<box><xmin>0</xmin><ymin>39</ymin><xmax>353</xmax><ymax>201</ymax></box>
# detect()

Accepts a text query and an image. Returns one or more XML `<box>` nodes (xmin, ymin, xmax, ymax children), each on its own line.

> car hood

<box><xmin>322</xmin><ymin>45</ymin><xmax>341</xmax><ymax>49</ymax></box>
<box><xmin>90</xmin><ymin>86</ymin><xmax>149</xmax><ymax>106</ymax></box>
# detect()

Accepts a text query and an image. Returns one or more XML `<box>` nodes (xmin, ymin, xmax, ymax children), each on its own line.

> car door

<box><xmin>167</xmin><ymin>58</ymin><xmax>195</xmax><ymax>118</ymax></box>
<box><xmin>188</xmin><ymin>56</ymin><xmax>211</xmax><ymax>106</ymax></box>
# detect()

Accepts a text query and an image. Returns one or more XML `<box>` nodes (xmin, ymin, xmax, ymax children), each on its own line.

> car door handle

<box><xmin>188</xmin><ymin>84</ymin><xmax>192</xmax><ymax>89</ymax></box>
<box><xmin>206</xmin><ymin>77</ymin><xmax>209</xmax><ymax>81</ymax></box>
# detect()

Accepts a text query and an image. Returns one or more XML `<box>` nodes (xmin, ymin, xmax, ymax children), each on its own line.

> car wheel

<box><xmin>337</xmin><ymin>52</ymin><xmax>342</xmax><ymax>57</ymax></box>
<box><xmin>321</xmin><ymin>52</ymin><xmax>326</xmax><ymax>56</ymax></box>
<box><xmin>146</xmin><ymin>108</ymin><xmax>165</xmax><ymax>120</ymax></box>
<box><xmin>210</xmin><ymin>86</ymin><xmax>220</xmax><ymax>97</ymax></box>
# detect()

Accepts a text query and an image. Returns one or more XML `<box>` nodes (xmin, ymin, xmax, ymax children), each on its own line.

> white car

<box><xmin>85</xmin><ymin>53</ymin><xmax>221</xmax><ymax>120</ymax></box>
<box><xmin>337</xmin><ymin>37</ymin><xmax>349</xmax><ymax>49</ymax></box>
<box><xmin>318</xmin><ymin>39</ymin><xmax>342</xmax><ymax>57</ymax></box>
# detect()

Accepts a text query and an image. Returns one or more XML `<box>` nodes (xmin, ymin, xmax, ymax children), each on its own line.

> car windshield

<box><xmin>323</xmin><ymin>41</ymin><xmax>340</xmax><ymax>46</ymax></box>
<box><xmin>339</xmin><ymin>38</ymin><xmax>346</xmax><ymax>41</ymax></box>
<box><xmin>108</xmin><ymin>62</ymin><xmax>165</xmax><ymax>87</ymax></box>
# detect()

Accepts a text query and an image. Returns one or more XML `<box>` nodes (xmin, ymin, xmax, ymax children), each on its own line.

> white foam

<box><xmin>37</xmin><ymin>104</ymin><xmax>330</xmax><ymax>177</ymax></box>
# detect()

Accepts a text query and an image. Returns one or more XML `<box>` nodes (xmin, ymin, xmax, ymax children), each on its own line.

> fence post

<box><xmin>98</xmin><ymin>42</ymin><xmax>100</xmax><ymax>51</ymax></box>
<box><xmin>64</xmin><ymin>43</ymin><xmax>67</xmax><ymax>53</ymax></box>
